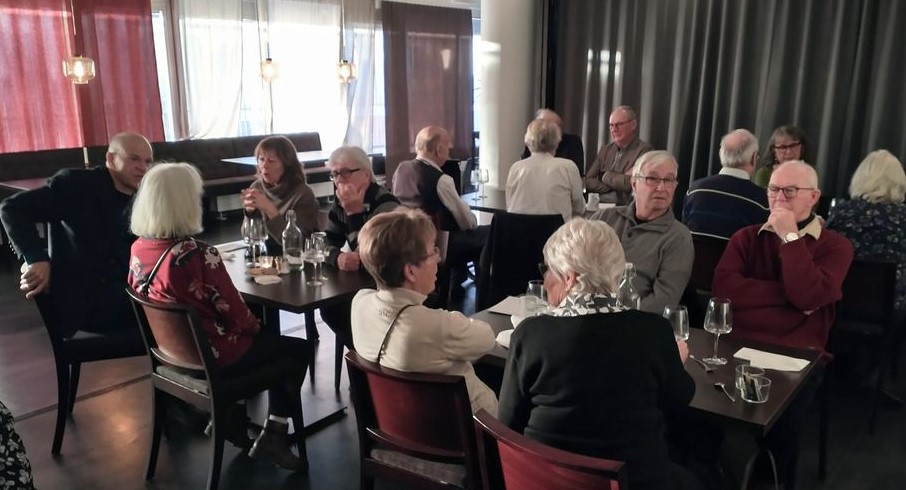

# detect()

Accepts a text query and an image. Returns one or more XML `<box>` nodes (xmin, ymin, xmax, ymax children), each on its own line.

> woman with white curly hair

<box><xmin>497</xmin><ymin>217</ymin><xmax>700</xmax><ymax>490</ymax></box>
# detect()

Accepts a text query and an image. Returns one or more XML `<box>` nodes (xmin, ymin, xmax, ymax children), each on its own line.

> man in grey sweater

<box><xmin>590</xmin><ymin>151</ymin><xmax>693</xmax><ymax>314</ymax></box>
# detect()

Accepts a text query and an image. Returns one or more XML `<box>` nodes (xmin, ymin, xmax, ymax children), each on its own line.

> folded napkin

<box><xmin>253</xmin><ymin>275</ymin><xmax>282</xmax><ymax>285</ymax></box>
<box><xmin>496</xmin><ymin>329</ymin><xmax>514</xmax><ymax>348</ymax></box>
<box><xmin>488</xmin><ymin>296</ymin><xmax>523</xmax><ymax>315</ymax></box>
<box><xmin>734</xmin><ymin>348</ymin><xmax>810</xmax><ymax>372</ymax></box>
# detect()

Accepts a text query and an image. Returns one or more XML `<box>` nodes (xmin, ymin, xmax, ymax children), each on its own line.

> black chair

<box><xmin>475</xmin><ymin>212</ymin><xmax>564</xmax><ymax>311</ymax></box>
<box><xmin>828</xmin><ymin>258</ymin><xmax>900</xmax><ymax>433</ymax></box>
<box><xmin>683</xmin><ymin>234</ymin><xmax>730</xmax><ymax>329</ymax></box>
<box><xmin>126</xmin><ymin>288</ymin><xmax>309</xmax><ymax>490</ymax></box>
<box><xmin>345</xmin><ymin>351</ymin><xmax>482</xmax><ymax>489</ymax></box>
<box><xmin>34</xmin><ymin>293</ymin><xmax>146</xmax><ymax>454</ymax></box>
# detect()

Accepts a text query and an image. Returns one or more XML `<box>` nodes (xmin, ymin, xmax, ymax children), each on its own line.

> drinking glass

<box><xmin>703</xmin><ymin>298</ymin><xmax>732</xmax><ymax>365</ymax></box>
<box><xmin>311</xmin><ymin>232</ymin><xmax>328</xmax><ymax>281</ymax></box>
<box><xmin>523</xmin><ymin>280</ymin><xmax>546</xmax><ymax>316</ymax></box>
<box><xmin>663</xmin><ymin>305</ymin><xmax>690</xmax><ymax>341</ymax></box>
<box><xmin>471</xmin><ymin>168</ymin><xmax>483</xmax><ymax>201</ymax></box>
<box><xmin>479</xmin><ymin>169</ymin><xmax>490</xmax><ymax>198</ymax></box>
<box><xmin>304</xmin><ymin>236</ymin><xmax>325</xmax><ymax>286</ymax></box>
<box><xmin>243</xmin><ymin>216</ymin><xmax>267</xmax><ymax>267</ymax></box>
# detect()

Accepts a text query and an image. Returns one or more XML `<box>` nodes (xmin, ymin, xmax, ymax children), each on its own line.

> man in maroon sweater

<box><xmin>713</xmin><ymin>160</ymin><xmax>853</xmax><ymax>354</ymax></box>
<box><xmin>713</xmin><ymin>160</ymin><xmax>852</xmax><ymax>484</ymax></box>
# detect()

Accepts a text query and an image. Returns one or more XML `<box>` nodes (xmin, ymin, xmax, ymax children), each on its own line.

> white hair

<box><xmin>848</xmin><ymin>150</ymin><xmax>906</xmax><ymax>203</ymax></box>
<box><xmin>543</xmin><ymin>218</ymin><xmax>626</xmax><ymax>295</ymax></box>
<box><xmin>524</xmin><ymin>118</ymin><xmax>562</xmax><ymax>154</ymax></box>
<box><xmin>130</xmin><ymin>163</ymin><xmax>204</xmax><ymax>238</ymax></box>
<box><xmin>632</xmin><ymin>150</ymin><xmax>679</xmax><ymax>177</ymax></box>
<box><xmin>719</xmin><ymin>129</ymin><xmax>759</xmax><ymax>169</ymax></box>
<box><xmin>328</xmin><ymin>145</ymin><xmax>374</xmax><ymax>179</ymax></box>
<box><xmin>773</xmin><ymin>160</ymin><xmax>818</xmax><ymax>188</ymax></box>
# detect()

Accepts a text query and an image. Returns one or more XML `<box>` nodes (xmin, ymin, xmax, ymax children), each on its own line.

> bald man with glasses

<box><xmin>585</xmin><ymin>105</ymin><xmax>654</xmax><ymax>205</ymax></box>
<box><xmin>590</xmin><ymin>151</ymin><xmax>693</xmax><ymax>314</ymax></box>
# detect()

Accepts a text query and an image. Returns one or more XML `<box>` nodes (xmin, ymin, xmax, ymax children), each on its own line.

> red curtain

<box><xmin>0</xmin><ymin>0</ymin><xmax>163</xmax><ymax>153</ymax></box>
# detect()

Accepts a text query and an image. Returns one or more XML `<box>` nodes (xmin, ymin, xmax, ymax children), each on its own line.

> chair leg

<box><xmin>207</xmin><ymin>408</ymin><xmax>226</xmax><ymax>490</ymax></box>
<box><xmin>289</xmin><ymin>384</ymin><xmax>309</xmax><ymax>473</ymax></box>
<box><xmin>52</xmin><ymin>360</ymin><xmax>70</xmax><ymax>454</ymax></box>
<box><xmin>68</xmin><ymin>363</ymin><xmax>81</xmax><ymax>414</ymax></box>
<box><xmin>335</xmin><ymin>337</ymin><xmax>344</xmax><ymax>392</ymax></box>
<box><xmin>146</xmin><ymin>389</ymin><xmax>166</xmax><ymax>480</ymax></box>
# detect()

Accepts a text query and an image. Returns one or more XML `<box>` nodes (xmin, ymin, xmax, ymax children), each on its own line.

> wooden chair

<box><xmin>828</xmin><ymin>258</ymin><xmax>899</xmax><ymax>432</ymax></box>
<box><xmin>476</xmin><ymin>212</ymin><xmax>564</xmax><ymax>311</ymax></box>
<box><xmin>473</xmin><ymin>410</ymin><xmax>628</xmax><ymax>490</ymax></box>
<box><xmin>345</xmin><ymin>351</ymin><xmax>482</xmax><ymax>489</ymax></box>
<box><xmin>34</xmin><ymin>293</ymin><xmax>146</xmax><ymax>454</ymax></box>
<box><xmin>126</xmin><ymin>288</ymin><xmax>309</xmax><ymax>490</ymax></box>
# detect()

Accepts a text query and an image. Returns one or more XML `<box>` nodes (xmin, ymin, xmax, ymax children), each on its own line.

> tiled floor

<box><xmin>2</xmin><ymin>216</ymin><xmax>905</xmax><ymax>489</ymax></box>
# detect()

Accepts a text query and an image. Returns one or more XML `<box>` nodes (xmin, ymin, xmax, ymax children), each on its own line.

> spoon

<box><xmin>688</xmin><ymin>354</ymin><xmax>714</xmax><ymax>373</ymax></box>
<box><xmin>714</xmin><ymin>382</ymin><xmax>736</xmax><ymax>402</ymax></box>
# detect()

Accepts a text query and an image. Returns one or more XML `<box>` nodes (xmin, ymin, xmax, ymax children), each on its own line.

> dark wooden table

<box><xmin>0</xmin><ymin>177</ymin><xmax>47</xmax><ymax>193</ymax></box>
<box><xmin>219</xmin><ymin>241</ymin><xmax>374</xmax><ymax>315</ymax></box>
<box><xmin>471</xmin><ymin>308</ymin><xmax>822</xmax><ymax>437</ymax></box>
<box><xmin>462</xmin><ymin>188</ymin><xmax>507</xmax><ymax>213</ymax></box>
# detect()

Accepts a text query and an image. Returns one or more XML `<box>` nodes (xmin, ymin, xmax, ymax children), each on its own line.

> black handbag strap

<box><xmin>376</xmin><ymin>304</ymin><xmax>415</xmax><ymax>363</ymax></box>
<box><xmin>138</xmin><ymin>239</ymin><xmax>189</xmax><ymax>296</ymax></box>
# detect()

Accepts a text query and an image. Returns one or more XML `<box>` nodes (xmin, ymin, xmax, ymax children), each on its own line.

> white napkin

<box><xmin>510</xmin><ymin>315</ymin><xmax>526</xmax><ymax>328</ymax></box>
<box><xmin>496</xmin><ymin>329</ymin><xmax>514</xmax><ymax>348</ymax></box>
<box><xmin>488</xmin><ymin>296</ymin><xmax>523</xmax><ymax>315</ymax></box>
<box><xmin>734</xmin><ymin>348</ymin><xmax>810</xmax><ymax>372</ymax></box>
<box><xmin>253</xmin><ymin>275</ymin><xmax>282</xmax><ymax>285</ymax></box>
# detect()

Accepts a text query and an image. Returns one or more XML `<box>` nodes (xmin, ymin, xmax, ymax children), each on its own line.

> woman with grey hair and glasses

<box><xmin>498</xmin><ymin>218</ymin><xmax>701</xmax><ymax>490</ymax></box>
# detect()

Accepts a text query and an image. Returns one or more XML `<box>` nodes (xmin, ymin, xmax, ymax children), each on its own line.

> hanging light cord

<box><xmin>69</xmin><ymin>0</ymin><xmax>78</xmax><ymax>38</ymax></box>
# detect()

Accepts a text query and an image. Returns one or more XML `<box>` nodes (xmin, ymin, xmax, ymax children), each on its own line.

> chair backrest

<box><xmin>473</xmin><ymin>410</ymin><xmax>628</xmax><ymax>490</ymax></box>
<box><xmin>690</xmin><ymin>233</ymin><xmax>729</xmax><ymax>292</ymax></box>
<box><xmin>837</xmin><ymin>258</ymin><xmax>897</xmax><ymax>326</ymax></box>
<box><xmin>476</xmin><ymin>212</ymin><xmax>564</xmax><ymax>311</ymax></box>
<box><xmin>125</xmin><ymin>288</ymin><xmax>217</xmax><ymax>377</ymax></box>
<box><xmin>344</xmin><ymin>351</ymin><xmax>481</xmax><ymax>488</ymax></box>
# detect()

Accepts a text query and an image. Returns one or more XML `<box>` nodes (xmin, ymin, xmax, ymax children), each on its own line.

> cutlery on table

<box><xmin>714</xmin><ymin>382</ymin><xmax>736</xmax><ymax>402</ymax></box>
<box><xmin>688</xmin><ymin>354</ymin><xmax>714</xmax><ymax>373</ymax></box>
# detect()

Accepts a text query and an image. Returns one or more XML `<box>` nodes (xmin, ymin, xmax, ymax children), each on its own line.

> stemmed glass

<box><xmin>304</xmin><ymin>235</ymin><xmax>326</xmax><ymax>286</ymax></box>
<box><xmin>703</xmin><ymin>298</ymin><xmax>733</xmax><ymax>365</ymax></box>
<box><xmin>242</xmin><ymin>215</ymin><xmax>266</xmax><ymax>267</ymax></box>
<box><xmin>471</xmin><ymin>168</ymin><xmax>483</xmax><ymax>201</ymax></box>
<box><xmin>663</xmin><ymin>305</ymin><xmax>689</xmax><ymax>341</ymax></box>
<box><xmin>479</xmin><ymin>169</ymin><xmax>489</xmax><ymax>198</ymax></box>
<box><xmin>311</xmin><ymin>232</ymin><xmax>328</xmax><ymax>282</ymax></box>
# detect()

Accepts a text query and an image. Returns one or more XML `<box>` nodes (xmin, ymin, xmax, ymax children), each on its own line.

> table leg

<box><xmin>740</xmin><ymin>446</ymin><xmax>779</xmax><ymax>490</ymax></box>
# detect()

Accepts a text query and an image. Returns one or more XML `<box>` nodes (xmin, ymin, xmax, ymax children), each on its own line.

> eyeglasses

<box><xmin>538</xmin><ymin>262</ymin><xmax>549</xmax><ymax>276</ymax></box>
<box><xmin>636</xmin><ymin>175</ymin><xmax>678</xmax><ymax>187</ymax></box>
<box><xmin>419</xmin><ymin>246</ymin><xmax>441</xmax><ymax>262</ymax></box>
<box><xmin>609</xmin><ymin>119</ymin><xmax>634</xmax><ymax>129</ymax></box>
<box><xmin>767</xmin><ymin>185</ymin><xmax>815</xmax><ymax>198</ymax></box>
<box><xmin>329</xmin><ymin>168</ymin><xmax>362</xmax><ymax>181</ymax></box>
<box><xmin>773</xmin><ymin>141</ymin><xmax>802</xmax><ymax>152</ymax></box>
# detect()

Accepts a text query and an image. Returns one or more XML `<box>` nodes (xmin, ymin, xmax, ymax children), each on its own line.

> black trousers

<box><xmin>222</xmin><ymin>335</ymin><xmax>312</xmax><ymax>417</ymax></box>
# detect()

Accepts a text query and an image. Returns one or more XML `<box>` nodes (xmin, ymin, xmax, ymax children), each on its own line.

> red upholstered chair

<box><xmin>345</xmin><ymin>351</ymin><xmax>482</xmax><ymax>489</ymax></box>
<box><xmin>473</xmin><ymin>409</ymin><xmax>628</xmax><ymax>490</ymax></box>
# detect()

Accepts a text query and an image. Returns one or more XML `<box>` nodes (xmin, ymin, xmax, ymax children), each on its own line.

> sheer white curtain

<box><xmin>268</xmin><ymin>0</ymin><xmax>377</xmax><ymax>151</ymax></box>
<box><xmin>175</xmin><ymin>0</ymin><xmax>243</xmax><ymax>138</ymax></box>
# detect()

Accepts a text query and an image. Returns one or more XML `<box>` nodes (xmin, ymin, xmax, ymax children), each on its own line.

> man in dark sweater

<box><xmin>0</xmin><ymin>132</ymin><xmax>152</xmax><ymax>337</ymax></box>
<box><xmin>683</xmin><ymin>129</ymin><xmax>769</xmax><ymax>240</ymax></box>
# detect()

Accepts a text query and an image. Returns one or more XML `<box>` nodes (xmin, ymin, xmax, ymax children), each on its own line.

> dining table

<box><xmin>462</xmin><ymin>188</ymin><xmax>507</xmax><ymax>213</ymax></box>
<box><xmin>470</xmin><ymin>306</ymin><xmax>824</xmax><ymax>488</ymax></box>
<box><xmin>216</xmin><ymin>240</ymin><xmax>375</xmax><ymax>435</ymax></box>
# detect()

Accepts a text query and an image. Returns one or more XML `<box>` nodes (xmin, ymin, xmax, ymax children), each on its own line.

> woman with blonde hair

<box><xmin>827</xmin><ymin>149</ymin><xmax>906</xmax><ymax>308</ymax></box>
<box><xmin>498</xmin><ymin>218</ymin><xmax>700</xmax><ymax>490</ymax></box>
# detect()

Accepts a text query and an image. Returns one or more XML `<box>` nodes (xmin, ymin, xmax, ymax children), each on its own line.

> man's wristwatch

<box><xmin>783</xmin><ymin>232</ymin><xmax>800</xmax><ymax>244</ymax></box>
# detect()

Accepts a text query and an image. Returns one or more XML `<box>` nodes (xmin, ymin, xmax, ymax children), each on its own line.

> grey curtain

<box><xmin>551</xmin><ymin>0</ymin><xmax>906</xmax><ymax>200</ymax></box>
<box><xmin>382</xmin><ymin>2</ymin><xmax>473</xmax><ymax>184</ymax></box>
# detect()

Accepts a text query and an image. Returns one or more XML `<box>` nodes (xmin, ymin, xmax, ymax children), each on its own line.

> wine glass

<box><xmin>304</xmin><ymin>236</ymin><xmax>325</xmax><ymax>286</ymax></box>
<box><xmin>663</xmin><ymin>305</ymin><xmax>689</xmax><ymax>341</ymax></box>
<box><xmin>243</xmin><ymin>216</ymin><xmax>266</xmax><ymax>267</ymax></box>
<box><xmin>703</xmin><ymin>298</ymin><xmax>732</xmax><ymax>365</ymax></box>
<box><xmin>471</xmin><ymin>168</ymin><xmax>483</xmax><ymax>202</ymax></box>
<box><xmin>524</xmin><ymin>280</ymin><xmax>546</xmax><ymax>316</ymax></box>
<box><xmin>479</xmin><ymin>169</ymin><xmax>490</xmax><ymax>198</ymax></box>
<box><xmin>311</xmin><ymin>232</ymin><xmax>328</xmax><ymax>282</ymax></box>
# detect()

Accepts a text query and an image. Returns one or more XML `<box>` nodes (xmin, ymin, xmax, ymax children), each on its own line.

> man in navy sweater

<box><xmin>683</xmin><ymin>129</ymin><xmax>769</xmax><ymax>240</ymax></box>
